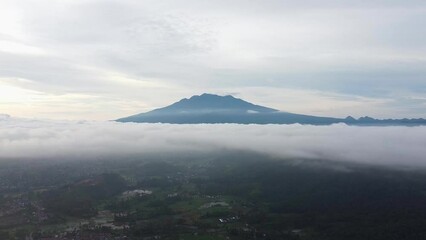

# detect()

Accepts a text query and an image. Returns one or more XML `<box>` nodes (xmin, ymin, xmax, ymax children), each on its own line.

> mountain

<box><xmin>146</xmin><ymin>93</ymin><xmax>278</xmax><ymax>114</ymax></box>
<box><xmin>116</xmin><ymin>93</ymin><xmax>426</xmax><ymax>125</ymax></box>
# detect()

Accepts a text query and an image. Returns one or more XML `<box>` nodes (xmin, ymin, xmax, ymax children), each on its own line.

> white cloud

<box><xmin>1</xmin><ymin>117</ymin><xmax>425</xmax><ymax>168</ymax></box>
<box><xmin>0</xmin><ymin>0</ymin><xmax>425</xmax><ymax>119</ymax></box>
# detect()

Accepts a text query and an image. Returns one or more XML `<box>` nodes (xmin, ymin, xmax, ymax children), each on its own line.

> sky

<box><xmin>0</xmin><ymin>0</ymin><xmax>425</xmax><ymax>120</ymax></box>
<box><xmin>1</xmin><ymin>116</ymin><xmax>426</xmax><ymax>167</ymax></box>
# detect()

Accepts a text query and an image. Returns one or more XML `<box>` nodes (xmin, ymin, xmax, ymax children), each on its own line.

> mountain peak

<box><xmin>188</xmin><ymin>93</ymin><xmax>236</xmax><ymax>101</ymax></box>
<box><xmin>155</xmin><ymin>93</ymin><xmax>278</xmax><ymax>114</ymax></box>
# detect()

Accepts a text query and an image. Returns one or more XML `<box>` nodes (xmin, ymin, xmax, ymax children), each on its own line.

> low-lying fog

<box><xmin>1</xmin><ymin>116</ymin><xmax>425</xmax><ymax>167</ymax></box>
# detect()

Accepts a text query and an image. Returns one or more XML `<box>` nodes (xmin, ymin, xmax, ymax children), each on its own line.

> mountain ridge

<box><xmin>116</xmin><ymin>93</ymin><xmax>426</xmax><ymax>126</ymax></box>
<box><xmin>149</xmin><ymin>93</ymin><xmax>278</xmax><ymax>114</ymax></box>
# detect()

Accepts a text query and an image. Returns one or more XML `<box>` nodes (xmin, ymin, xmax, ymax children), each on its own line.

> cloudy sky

<box><xmin>0</xmin><ymin>0</ymin><xmax>425</xmax><ymax>120</ymax></box>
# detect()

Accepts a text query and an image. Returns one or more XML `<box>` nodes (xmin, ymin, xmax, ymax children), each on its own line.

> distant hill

<box><xmin>116</xmin><ymin>93</ymin><xmax>426</xmax><ymax>126</ymax></box>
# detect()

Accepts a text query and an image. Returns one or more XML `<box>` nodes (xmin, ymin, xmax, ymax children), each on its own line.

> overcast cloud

<box><xmin>0</xmin><ymin>0</ymin><xmax>425</xmax><ymax>120</ymax></box>
<box><xmin>1</xmin><ymin>116</ymin><xmax>425</xmax><ymax>168</ymax></box>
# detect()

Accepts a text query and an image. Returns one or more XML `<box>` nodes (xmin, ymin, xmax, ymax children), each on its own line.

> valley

<box><xmin>1</xmin><ymin>154</ymin><xmax>426</xmax><ymax>240</ymax></box>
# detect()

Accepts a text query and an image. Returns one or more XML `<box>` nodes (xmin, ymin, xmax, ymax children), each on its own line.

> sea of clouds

<box><xmin>0</xmin><ymin>115</ymin><xmax>425</xmax><ymax>167</ymax></box>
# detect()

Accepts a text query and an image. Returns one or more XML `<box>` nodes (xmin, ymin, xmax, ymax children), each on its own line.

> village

<box><xmin>0</xmin><ymin>160</ymin><xmax>304</xmax><ymax>240</ymax></box>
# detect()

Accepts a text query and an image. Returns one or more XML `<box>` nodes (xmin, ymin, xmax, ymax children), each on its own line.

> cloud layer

<box><xmin>1</xmin><ymin>117</ymin><xmax>425</xmax><ymax>168</ymax></box>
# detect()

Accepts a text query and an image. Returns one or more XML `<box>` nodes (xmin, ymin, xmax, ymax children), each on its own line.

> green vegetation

<box><xmin>1</xmin><ymin>154</ymin><xmax>426</xmax><ymax>239</ymax></box>
<box><xmin>43</xmin><ymin>173</ymin><xmax>126</xmax><ymax>218</ymax></box>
